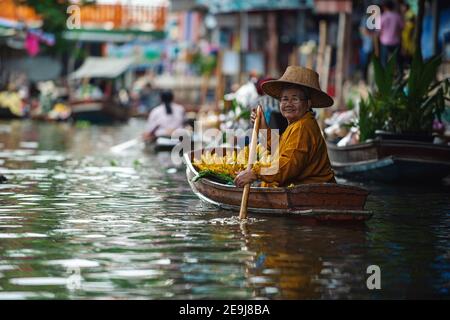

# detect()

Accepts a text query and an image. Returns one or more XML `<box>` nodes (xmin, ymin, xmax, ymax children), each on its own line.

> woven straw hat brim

<box><xmin>261</xmin><ymin>80</ymin><xmax>334</xmax><ymax>108</ymax></box>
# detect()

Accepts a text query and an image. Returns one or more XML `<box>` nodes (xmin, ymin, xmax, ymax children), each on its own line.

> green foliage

<box><xmin>133</xmin><ymin>159</ymin><xmax>141</xmax><ymax>168</ymax></box>
<box><xmin>358</xmin><ymin>96</ymin><xmax>380</xmax><ymax>142</ymax></box>
<box><xmin>372</xmin><ymin>52</ymin><xmax>397</xmax><ymax>97</ymax></box>
<box><xmin>230</xmin><ymin>99</ymin><xmax>250</xmax><ymax>120</ymax></box>
<box><xmin>192</xmin><ymin>170</ymin><xmax>234</xmax><ymax>185</ymax></box>
<box><xmin>192</xmin><ymin>53</ymin><xmax>217</xmax><ymax>76</ymax></box>
<box><xmin>75</xmin><ymin>120</ymin><xmax>91</xmax><ymax>128</ymax></box>
<box><xmin>356</xmin><ymin>51</ymin><xmax>449</xmax><ymax>141</ymax></box>
<box><xmin>401</xmin><ymin>51</ymin><xmax>448</xmax><ymax>133</ymax></box>
<box><xmin>346</xmin><ymin>99</ymin><xmax>355</xmax><ymax>111</ymax></box>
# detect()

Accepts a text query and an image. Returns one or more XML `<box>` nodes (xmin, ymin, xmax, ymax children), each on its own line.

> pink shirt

<box><xmin>146</xmin><ymin>103</ymin><xmax>185</xmax><ymax>137</ymax></box>
<box><xmin>380</xmin><ymin>11</ymin><xmax>404</xmax><ymax>46</ymax></box>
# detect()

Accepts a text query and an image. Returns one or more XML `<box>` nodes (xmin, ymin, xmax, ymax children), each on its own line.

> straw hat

<box><xmin>261</xmin><ymin>66</ymin><xmax>334</xmax><ymax>108</ymax></box>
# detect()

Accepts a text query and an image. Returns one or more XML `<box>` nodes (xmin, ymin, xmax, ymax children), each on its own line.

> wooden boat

<box><xmin>184</xmin><ymin>147</ymin><xmax>372</xmax><ymax>221</ymax></box>
<box><xmin>145</xmin><ymin>136</ymin><xmax>180</xmax><ymax>152</ymax></box>
<box><xmin>30</xmin><ymin>110</ymin><xmax>71</xmax><ymax>122</ymax></box>
<box><xmin>326</xmin><ymin>139</ymin><xmax>450</xmax><ymax>182</ymax></box>
<box><xmin>70</xmin><ymin>98</ymin><xmax>130</xmax><ymax>124</ymax></box>
<box><xmin>68</xmin><ymin>57</ymin><xmax>134</xmax><ymax>124</ymax></box>
<box><xmin>0</xmin><ymin>107</ymin><xmax>22</xmax><ymax>119</ymax></box>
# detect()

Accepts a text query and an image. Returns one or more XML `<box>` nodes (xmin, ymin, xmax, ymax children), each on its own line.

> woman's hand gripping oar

<box><xmin>238</xmin><ymin>105</ymin><xmax>262</xmax><ymax>220</ymax></box>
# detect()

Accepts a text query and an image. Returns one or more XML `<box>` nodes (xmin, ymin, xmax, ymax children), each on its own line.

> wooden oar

<box><xmin>239</xmin><ymin>105</ymin><xmax>262</xmax><ymax>220</ymax></box>
<box><xmin>111</xmin><ymin>126</ymin><xmax>160</xmax><ymax>153</ymax></box>
<box><xmin>110</xmin><ymin>137</ymin><xmax>142</xmax><ymax>153</ymax></box>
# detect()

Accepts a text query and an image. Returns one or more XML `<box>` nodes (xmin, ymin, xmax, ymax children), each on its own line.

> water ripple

<box><xmin>0</xmin><ymin>120</ymin><xmax>448</xmax><ymax>299</ymax></box>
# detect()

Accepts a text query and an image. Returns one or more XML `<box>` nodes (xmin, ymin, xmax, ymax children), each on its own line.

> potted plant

<box><xmin>357</xmin><ymin>51</ymin><xmax>449</xmax><ymax>143</ymax></box>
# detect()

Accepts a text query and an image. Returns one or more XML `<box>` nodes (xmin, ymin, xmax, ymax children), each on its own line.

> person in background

<box><xmin>400</xmin><ymin>1</ymin><xmax>415</xmax><ymax>67</ymax></box>
<box><xmin>142</xmin><ymin>90</ymin><xmax>185</xmax><ymax>142</ymax></box>
<box><xmin>28</xmin><ymin>82</ymin><xmax>40</xmax><ymax>114</ymax></box>
<box><xmin>37</xmin><ymin>81</ymin><xmax>59</xmax><ymax>114</ymax></box>
<box><xmin>138</xmin><ymin>83</ymin><xmax>154</xmax><ymax>114</ymax></box>
<box><xmin>359</xmin><ymin>15</ymin><xmax>375</xmax><ymax>82</ymax></box>
<box><xmin>379</xmin><ymin>0</ymin><xmax>404</xmax><ymax>73</ymax></box>
<box><xmin>75</xmin><ymin>78</ymin><xmax>103</xmax><ymax>100</ymax></box>
<box><xmin>234</xmin><ymin>71</ymin><xmax>259</xmax><ymax>110</ymax></box>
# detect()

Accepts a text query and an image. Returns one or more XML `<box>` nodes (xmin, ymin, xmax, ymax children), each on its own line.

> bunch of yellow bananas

<box><xmin>193</xmin><ymin>145</ymin><xmax>273</xmax><ymax>178</ymax></box>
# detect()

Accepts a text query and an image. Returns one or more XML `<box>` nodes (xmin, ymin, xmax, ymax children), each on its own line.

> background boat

<box><xmin>145</xmin><ymin>136</ymin><xmax>180</xmax><ymax>153</ymax></box>
<box><xmin>70</xmin><ymin>98</ymin><xmax>130</xmax><ymax>124</ymax></box>
<box><xmin>0</xmin><ymin>106</ymin><xmax>23</xmax><ymax>119</ymax></box>
<box><xmin>327</xmin><ymin>139</ymin><xmax>450</xmax><ymax>183</ymax></box>
<box><xmin>68</xmin><ymin>57</ymin><xmax>134</xmax><ymax>124</ymax></box>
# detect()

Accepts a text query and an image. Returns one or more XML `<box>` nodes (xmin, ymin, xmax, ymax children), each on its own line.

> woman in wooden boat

<box><xmin>142</xmin><ymin>89</ymin><xmax>186</xmax><ymax>143</ymax></box>
<box><xmin>234</xmin><ymin>66</ymin><xmax>336</xmax><ymax>188</ymax></box>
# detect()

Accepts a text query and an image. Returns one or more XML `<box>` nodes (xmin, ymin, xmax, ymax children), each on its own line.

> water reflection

<box><xmin>236</xmin><ymin>219</ymin><xmax>369</xmax><ymax>299</ymax></box>
<box><xmin>0</xmin><ymin>120</ymin><xmax>449</xmax><ymax>299</ymax></box>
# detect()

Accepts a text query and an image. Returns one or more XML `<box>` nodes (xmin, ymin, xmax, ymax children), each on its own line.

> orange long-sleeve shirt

<box><xmin>253</xmin><ymin>111</ymin><xmax>336</xmax><ymax>187</ymax></box>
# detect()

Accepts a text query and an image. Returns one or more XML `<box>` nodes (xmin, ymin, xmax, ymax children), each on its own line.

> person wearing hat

<box><xmin>234</xmin><ymin>66</ymin><xmax>336</xmax><ymax>188</ymax></box>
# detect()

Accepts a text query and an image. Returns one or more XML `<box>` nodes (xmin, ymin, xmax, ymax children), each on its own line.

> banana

<box><xmin>193</xmin><ymin>144</ymin><xmax>273</xmax><ymax>179</ymax></box>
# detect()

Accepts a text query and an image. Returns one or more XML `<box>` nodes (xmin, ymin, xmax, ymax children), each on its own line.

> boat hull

<box><xmin>0</xmin><ymin>107</ymin><xmax>22</xmax><ymax>119</ymax></box>
<box><xmin>184</xmin><ymin>148</ymin><xmax>372</xmax><ymax>221</ymax></box>
<box><xmin>70</xmin><ymin>100</ymin><xmax>130</xmax><ymax>124</ymax></box>
<box><xmin>327</xmin><ymin>140</ymin><xmax>450</xmax><ymax>182</ymax></box>
<box><xmin>145</xmin><ymin>137</ymin><xmax>180</xmax><ymax>153</ymax></box>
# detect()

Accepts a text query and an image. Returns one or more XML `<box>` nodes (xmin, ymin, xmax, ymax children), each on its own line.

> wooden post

<box><xmin>306</xmin><ymin>51</ymin><xmax>314</xmax><ymax>69</ymax></box>
<box><xmin>335</xmin><ymin>12</ymin><xmax>350</xmax><ymax>109</ymax></box>
<box><xmin>215</xmin><ymin>50</ymin><xmax>224</xmax><ymax>110</ymax></box>
<box><xmin>321</xmin><ymin>45</ymin><xmax>332</xmax><ymax>92</ymax></box>
<box><xmin>237</xmin><ymin>12</ymin><xmax>249</xmax><ymax>83</ymax></box>
<box><xmin>318</xmin><ymin>45</ymin><xmax>332</xmax><ymax>129</ymax></box>
<box><xmin>288</xmin><ymin>46</ymin><xmax>298</xmax><ymax>66</ymax></box>
<box><xmin>317</xmin><ymin>20</ymin><xmax>327</xmax><ymax>76</ymax></box>
<box><xmin>240</xmin><ymin>11</ymin><xmax>249</xmax><ymax>53</ymax></box>
<box><xmin>267</xmin><ymin>12</ymin><xmax>278</xmax><ymax>76</ymax></box>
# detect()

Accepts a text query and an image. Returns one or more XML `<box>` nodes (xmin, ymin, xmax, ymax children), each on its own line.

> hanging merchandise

<box><xmin>25</xmin><ymin>31</ymin><xmax>40</xmax><ymax>57</ymax></box>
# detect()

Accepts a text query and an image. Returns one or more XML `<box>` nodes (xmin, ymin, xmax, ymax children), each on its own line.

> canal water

<box><xmin>0</xmin><ymin>119</ymin><xmax>449</xmax><ymax>299</ymax></box>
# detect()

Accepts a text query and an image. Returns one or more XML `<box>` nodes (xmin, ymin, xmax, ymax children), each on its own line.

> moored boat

<box><xmin>326</xmin><ymin>139</ymin><xmax>450</xmax><ymax>182</ymax></box>
<box><xmin>70</xmin><ymin>98</ymin><xmax>130</xmax><ymax>124</ymax></box>
<box><xmin>68</xmin><ymin>57</ymin><xmax>134</xmax><ymax>124</ymax></box>
<box><xmin>184</xmin><ymin>147</ymin><xmax>372</xmax><ymax>221</ymax></box>
<box><xmin>0</xmin><ymin>107</ymin><xmax>22</xmax><ymax>119</ymax></box>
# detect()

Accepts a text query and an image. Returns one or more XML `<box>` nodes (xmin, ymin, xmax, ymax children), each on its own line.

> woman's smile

<box><xmin>279</xmin><ymin>87</ymin><xmax>309</xmax><ymax>123</ymax></box>
<box><xmin>282</xmin><ymin>107</ymin><xmax>296</xmax><ymax>113</ymax></box>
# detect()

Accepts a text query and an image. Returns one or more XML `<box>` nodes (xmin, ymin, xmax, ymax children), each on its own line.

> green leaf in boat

<box><xmin>192</xmin><ymin>170</ymin><xmax>235</xmax><ymax>185</ymax></box>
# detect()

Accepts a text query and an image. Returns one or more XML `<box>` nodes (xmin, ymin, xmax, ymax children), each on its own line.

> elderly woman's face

<box><xmin>279</xmin><ymin>87</ymin><xmax>309</xmax><ymax>123</ymax></box>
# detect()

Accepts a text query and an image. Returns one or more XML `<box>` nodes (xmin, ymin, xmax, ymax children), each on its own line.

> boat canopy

<box><xmin>70</xmin><ymin>57</ymin><xmax>135</xmax><ymax>79</ymax></box>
